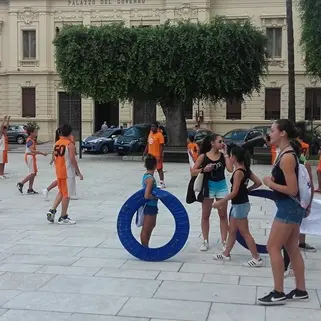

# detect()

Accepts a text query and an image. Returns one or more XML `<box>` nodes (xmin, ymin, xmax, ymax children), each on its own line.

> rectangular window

<box><xmin>226</xmin><ymin>98</ymin><xmax>241</xmax><ymax>120</ymax></box>
<box><xmin>305</xmin><ymin>88</ymin><xmax>321</xmax><ymax>120</ymax></box>
<box><xmin>265</xmin><ymin>88</ymin><xmax>281</xmax><ymax>120</ymax></box>
<box><xmin>22</xmin><ymin>87</ymin><xmax>36</xmax><ymax>117</ymax></box>
<box><xmin>22</xmin><ymin>30</ymin><xmax>36</xmax><ymax>60</ymax></box>
<box><xmin>266</xmin><ymin>27</ymin><xmax>282</xmax><ymax>58</ymax></box>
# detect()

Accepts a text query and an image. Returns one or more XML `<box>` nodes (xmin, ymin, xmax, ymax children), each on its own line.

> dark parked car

<box><xmin>114</xmin><ymin>123</ymin><xmax>167</xmax><ymax>155</ymax></box>
<box><xmin>81</xmin><ymin>128</ymin><xmax>125</xmax><ymax>154</ymax></box>
<box><xmin>187</xmin><ymin>128</ymin><xmax>213</xmax><ymax>145</ymax></box>
<box><xmin>7</xmin><ymin>125</ymin><xmax>28</xmax><ymax>144</ymax></box>
<box><xmin>253</xmin><ymin>125</ymin><xmax>271</xmax><ymax>135</ymax></box>
<box><xmin>223</xmin><ymin>128</ymin><xmax>265</xmax><ymax>154</ymax></box>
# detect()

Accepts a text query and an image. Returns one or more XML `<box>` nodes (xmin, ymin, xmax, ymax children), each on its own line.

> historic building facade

<box><xmin>0</xmin><ymin>0</ymin><xmax>320</xmax><ymax>141</ymax></box>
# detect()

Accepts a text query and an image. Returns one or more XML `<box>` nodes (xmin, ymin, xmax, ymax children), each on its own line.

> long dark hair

<box><xmin>199</xmin><ymin>133</ymin><xmax>220</xmax><ymax>154</ymax></box>
<box><xmin>275</xmin><ymin>119</ymin><xmax>298</xmax><ymax>140</ymax></box>
<box><xmin>230</xmin><ymin>145</ymin><xmax>251</xmax><ymax>170</ymax></box>
<box><xmin>290</xmin><ymin>139</ymin><xmax>302</xmax><ymax>159</ymax></box>
<box><xmin>55</xmin><ymin>128</ymin><xmax>60</xmax><ymax>142</ymax></box>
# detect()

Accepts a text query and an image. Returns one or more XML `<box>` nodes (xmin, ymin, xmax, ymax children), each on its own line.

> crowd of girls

<box><xmin>190</xmin><ymin>119</ymin><xmax>311</xmax><ymax>306</ymax></box>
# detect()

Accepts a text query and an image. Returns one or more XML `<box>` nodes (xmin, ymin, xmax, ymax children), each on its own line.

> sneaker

<box><xmin>244</xmin><ymin>257</ymin><xmax>263</xmax><ymax>267</ymax></box>
<box><xmin>200</xmin><ymin>240</ymin><xmax>209</xmax><ymax>251</ymax></box>
<box><xmin>27</xmin><ymin>189</ymin><xmax>38</xmax><ymax>194</ymax></box>
<box><xmin>70</xmin><ymin>195</ymin><xmax>78</xmax><ymax>200</ymax></box>
<box><xmin>284</xmin><ymin>268</ymin><xmax>294</xmax><ymax>278</ymax></box>
<box><xmin>0</xmin><ymin>175</ymin><xmax>6</xmax><ymax>179</ymax></box>
<box><xmin>286</xmin><ymin>289</ymin><xmax>309</xmax><ymax>301</ymax></box>
<box><xmin>17</xmin><ymin>182</ymin><xmax>23</xmax><ymax>194</ymax></box>
<box><xmin>257</xmin><ymin>290</ymin><xmax>286</xmax><ymax>306</ymax></box>
<box><xmin>158</xmin><ymin>181</ymin><xmax>166</xmax><ymax>189</ymax></box>
<box><xmin>222</xmin><ymin>241</ymin><xmax>227</xmax><ymax>251</ymax></box>
<box><xmin>47</xmin><ymin>209</ymin><xmax>56</xmax><ymax>223</ymax></box>
<box><xmin>58</xmin><ymin>216</ymin><xmax>76</xmax><ymax>225</ymax></box>
<box><xmin>42</xmin><ymin>189</ymin><xmax>49</xmax><ymax>201</ymax></box>
<box><xmin>213</xmin><ymin>253</ymin><xmax>231</xmax><ymax>261</ymax></box>
<box><xmin>299</xmin><ymin>243</ymin><xmax>316</xmax><ymax>252</ymax></box>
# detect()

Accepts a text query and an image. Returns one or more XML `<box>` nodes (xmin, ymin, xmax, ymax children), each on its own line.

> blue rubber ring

<box><xmin>117</xmin><ymin>188</ymin><xmax>190</xmax><ymax>262</ymax></box>
<box><xmin>235</xmin><ymin>189</ymin><xmax>275</xmax><ymax>254</ymax></box>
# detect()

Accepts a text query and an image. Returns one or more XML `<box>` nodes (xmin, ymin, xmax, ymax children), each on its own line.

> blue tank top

<box><xmin>142</xmin><ymin>173</ymin><xmax>158</xmax><ymax>206</ymax></box>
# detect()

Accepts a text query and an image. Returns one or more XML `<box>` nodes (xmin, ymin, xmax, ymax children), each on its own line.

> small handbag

<box><xmin>193</xmin><ymin>172</ymin><xmax>204</xmax><ymax>193</ymax></box>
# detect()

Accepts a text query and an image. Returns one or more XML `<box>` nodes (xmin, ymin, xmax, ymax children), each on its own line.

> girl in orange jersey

<box><xmin>17</xmin><ymin>127</ymin><xmax>48</xmax><ymax>194</ymax></box>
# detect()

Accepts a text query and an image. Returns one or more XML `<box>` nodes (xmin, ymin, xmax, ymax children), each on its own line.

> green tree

<box><xmin>299</xmin><ymin>0</ymin><xmax>321</xmax><ymax>79</ymax></box>
<box><xmin>54</xmin><ymin>19</ymin><xmax>268</xmax><ymax>146</ymax></box>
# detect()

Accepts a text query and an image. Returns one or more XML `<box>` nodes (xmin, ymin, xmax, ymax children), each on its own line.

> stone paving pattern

<box><xmin>0</xmin><ymin>153</ymin><xmax>321</xmax><ymax>321</ymax></box>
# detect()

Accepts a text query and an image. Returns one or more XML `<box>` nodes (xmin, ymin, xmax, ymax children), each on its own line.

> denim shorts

<box><xmin>275</xmin><ymin>197</ymin><xmax>306</xmax><ymax>224</ymax></box>
<box><xmin>144</xmin><ymin>205</ymin><xmax>158</xmax><ymax>215</ymax></box>
<box><xmin>231</xmin><ymin>202</ymin><xmax>250</xmax><ymax>219</ymax></box>
<box><xmin>208</xmin><ymin>179</ymin><xmax>228</xmax><ymax>199</ymax></box>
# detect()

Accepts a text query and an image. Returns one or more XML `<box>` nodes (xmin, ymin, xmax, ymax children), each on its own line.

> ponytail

<box><xmin>244</xmin><ymin>150</ymin><xmax>251</xmax><ymax>170</ymax></box>
<box><xmin>230</xmin><ymin>145</ymin><xmax>251</xmax><ymax>170</ymax></box>
<box><xmin>290</xmin><ymin>139</ymin><xmax>302</xmax><ymax>158</ymax></box>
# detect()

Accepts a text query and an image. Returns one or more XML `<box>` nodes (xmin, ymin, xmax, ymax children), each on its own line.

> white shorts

<box><xmin>57</xmin><ymin>177</ymin><xmax>76</xmax><ymax>198</ymax></box>
<box><xmin>25</xmin><ymin>155</ymin><xmax>37</xmax><ymax>174</ymax></box>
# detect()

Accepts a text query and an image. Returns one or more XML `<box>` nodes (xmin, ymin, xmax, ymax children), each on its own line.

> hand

<box><xmin>305</xmin><ymin>207</ymin><xmax>311</xmax><ymax>217</ymax></box>
<box><xmin>263</xmin><ymin>176</ymin><xmax>273</xmax><ymax>188</ymax></box>
<box><xmin>49</xmin><ymin>160</ymin><xmax>54</xmax><ymax>165</ymax></box>
<box><xmin>213</xmin><ymin>200</ymin><xmax>224</xmax><ymax>209</ymax></box>
<box><xmin>222</xmin><ymin>143</ymin><xmax>228</xmax><ymax>153</ymax></box>
<box><xmin>78</xmin><ymin>173</ymin><xmax>84</xmax><ymax>180</ymax></box>
<box><xmin>203</xmin><ymin>164</ymin><xmax>214</xmax><ymax>172</ymax></box>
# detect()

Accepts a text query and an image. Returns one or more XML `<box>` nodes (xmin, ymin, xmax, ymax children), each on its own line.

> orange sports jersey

<box><xmin>54</xmin><ymin>137</ymin><xmax>75</xmax><ymax>179</ymax></box>
<box><xmin>299</xmin><ymin>140</ymin><xmax>309</xmax><ymax>156</ymax></box>
<box><xmin>188</xmin><ymin>142</ymin><xmax>199</xmax><ymax>161</ymax></box>
<box><xmin>147</xmin><ymin>131</ymin><xmax>164</xmax><ymax>157</ymax></box>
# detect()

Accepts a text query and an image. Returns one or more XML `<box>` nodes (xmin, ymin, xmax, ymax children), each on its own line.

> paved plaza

<box><xmin>0</xmin><ymin>153</ymin><xmax>321</xmax><ymax>321</ymax></box>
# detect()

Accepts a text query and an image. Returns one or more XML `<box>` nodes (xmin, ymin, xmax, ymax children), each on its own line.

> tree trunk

<box><xmin>160</xmin><ymin>98</ymin><xmax>187</xmax><ymax>147</ymax></box>
<box><xmin>286</xmin><ymin>0</ymin><xmax>296</xmax><ymax>122</ymax></box>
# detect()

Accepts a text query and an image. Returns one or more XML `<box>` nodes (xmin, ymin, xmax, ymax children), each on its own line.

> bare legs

<box><xmin>140</xmin><ymin>215</ymin><xmax>157</xmax><ymax>246</ymax></box>
<box><xmin>0</xmin><ymin>163</ymin><xmax>4</xmax><ymax>176</ymax></box>
<box><xmin>47</xmin><ymin>180</ymin><xmax>58</xmax><ymax>192</ymax></box>
<box><xmin>201</xmin><ymin>198</ymin><xmax>228</xmax><ymax>244</ymax></box>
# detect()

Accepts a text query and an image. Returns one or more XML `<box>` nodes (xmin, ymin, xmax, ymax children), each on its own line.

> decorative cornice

<box><xmin>17</xmin><ymin>7</ymin><xmax>39</xmax><ymax>24</ymax></box>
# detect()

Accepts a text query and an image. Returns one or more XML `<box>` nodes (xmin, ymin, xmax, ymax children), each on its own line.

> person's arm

<box><xmin>29</xmin><ymin>141</ymin><xmax>47</xmax><ymax>156</ymax></box>
<box><xmin>0</xmin><ymin>116</ymin><xmax>7</xmax><ymax>137</ymax></box>
<box><xmin>159</xmin><ymin>134</ymin><xmax>164</xmax><ymax>158</ymax></box>
<box><xmin>265</xmin><ymin>154</ymin><xmax>298</xmax><ymax>196</ymax></box>
<box><xmin>68</xmin><ymin>143</ymin><xmax>83</xmax><ymax>179</ymax></box>
<box><xmin>222</xmin><ymin>145</ymin><xmax>233</xmax><ymax>172</ymax></box>
<box><xmin>213</xmin><ymin>170</ymin><xmax>244</xmax><ymax>208</ymax></box>
<box><xmin>191</xmin><ymin>154</ymin><xmax>205</xmax><ymax>176</ymax></box>
<box><xmin>144</xmin><ymin>177</ymin><xmax>157</xmax><ymax>200</ymax></box>
<box><xmin>5</xmin><ymin>116</ymin><xmax>10</xmax><ymax>127</ymax></box>
<box><xmin>305</xmin><ymin>162</ymin><xmax>314</xmax><ymax>214</ymax></box>
<box><xmin>248</xmin><ymin>171</ymin><xmax>262</xmax><ymax>192</ymax></box>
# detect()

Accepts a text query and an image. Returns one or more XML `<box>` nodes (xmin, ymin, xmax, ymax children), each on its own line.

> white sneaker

<box><xmin>284</xmin><ymin>268</ymin><xmax>294</xmax><ymax>278</ymax></box>
<box><xmin>158</xmin><ymin>181</ymin><xmax>166</xmax><ymax>189</ymax></box>
<box><xmin>42</xmin><ymin>189</ymin><xmax>49</xmax><ymax>201</ymax></box>
<box><xmin>58</xmin><ymin>216</ymin><xmax>76</xmax><ymax>225</ymax></box>
<box><xmin>244</xmin><ymin>257</ymin><xmax>263</xmax><ymax>267</ymax></box>
<box><xmin>0</xmin><ymin>175</ymin><xmax>6</xmax><ymax>179</ymax></box>
<box><xmin>213</xmin><ymin>253</ymin><xmax>231</xmax><ymax>261</ymax></box>
<box><xmin>200</xmin><ymin>240</ymin><xmax>209</xmax><ymax>251</ymax></box>
<box><xmin>70</xmin><ymin>196</ymin><xmax>78</xmax><ymax>200</ymax></box>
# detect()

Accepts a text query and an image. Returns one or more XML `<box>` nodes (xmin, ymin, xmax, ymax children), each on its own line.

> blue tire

<box><xmin>235</xmin><ymin>189</ymin><xmax>276</xmax><ymax>254</ymax></box>
<box><xmin>117</xmin><ymin>188</ymin><xmax>190</xmax><ymax>262</ymax></box>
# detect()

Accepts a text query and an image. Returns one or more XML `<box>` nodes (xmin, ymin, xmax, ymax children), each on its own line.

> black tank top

<box><xmin>230</xmin><ymin>168</ymin><xmax>251</xmax><ymax>204</ymax></box>
<box><xmin>272</xmin><ymin>150</ymin><xmax>298</xmax><ymax>200</ymax></box>
<box><xmin>202</xmin><ymin>153</ymin><xmax>226</xmax><ymax>182</ymax></box>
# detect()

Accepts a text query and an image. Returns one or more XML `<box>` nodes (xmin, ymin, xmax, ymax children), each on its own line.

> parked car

<box><xmin>81</xmin><ymin>128</ymin><xmax>125</xmax><ymax>154</ymax></box>
<box><xmin>253</xmin><ymin>125</ymin><xmax>271</xmax><ymax>136</ymax></box>
<box><xmin>187</xmin><ymin>128</ymin><xmax>213</xmax><ymax>145</ymax></box>
<box><xmin>6</xmin><ymin>124</ymin><xmax>28</xmax><ymax>144</ymax></box>
<box><xmin>223</xmin><ymin>128</ymin><xmax>265</xmax><ymax>154</ymax></box>
<box><xmin>114</xmin><ymin>123</ymin><xmax>167</xmax><ymax>155</ymax></box>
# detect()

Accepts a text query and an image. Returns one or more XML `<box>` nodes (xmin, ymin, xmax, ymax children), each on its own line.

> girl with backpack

<box><xmin>212</xmin><ymin>145</ymin><xmax>263</xmax><ymax>267</ymax></box>
<box><xmin>258</xmin><ymin>119</ymin><xmax>308</xmax><ymax>306</ymax></box>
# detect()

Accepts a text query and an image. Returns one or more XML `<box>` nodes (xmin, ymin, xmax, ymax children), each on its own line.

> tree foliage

<box><xmin>299</xmin><ymin>0</ymin><xmax>321</xmax><ymax>79</ymax></box>
<box><xmin>54</xmin><ymin>18</ymin><xmax>268</xmax><ymax>145</ymax></box>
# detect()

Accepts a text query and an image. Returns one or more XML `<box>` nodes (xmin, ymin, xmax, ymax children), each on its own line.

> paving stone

<box><xmin>39</xmin><ymin>275</ymin><xmax>161</xmax><ymax>297</ymax></box>
<box><xmin>118</xmin><ymin>297</ymin><xmax>210</xmax><ymax>321</ymax></box>
<box><xmin>71</xmin><ymin>257</ymin><xmax>126</xmax><ymax>268</ymax></box>
<box><xmin>3</xmin><ymin>291</ymin><xmax>128</xmax><ymax>315</ymax></box>
<box><xmin>120</xmin><ymin>260</ymin><xmax>182</xmax><ymax>272</ymax></box>
<box><xmin>0</xmin><ymin>264</ymin><xmax>43</xmax><ymax>273</ymax></box>
<box><xmin>0</xmin><ymin>290</ymin><xmax>20</xmax><ymax>306</ymax></box>
<box><xmin>67</xmin><ymin>314</ymin><xmax>148</xmax><ymax>321</ymax></box>
<box><xmin>36</xmin><ymin>265</ymin><xmax>100</xmax><ymax>276</ymax></box>
<box><xmin>266</xmin><ymin>307</ymin><xmax>321</xmax><ymax>321</ymax></box>
<box><xmin>154</xmin><ymin>281</ymin><xmax>256</xmax><ymax>304</ymax></box>
<box><xmin>95</xmin><ymin>268</ymin><xmax>160</xmax><ymax>279</ymax></box>
<box><xmin>0</xmin><ymin>310</ymin><xmax>71</xmax><ymax>321</ymax></box>
<box><xmin>156</xmin><ymin>271</ymin><xmax>203</xmax><ymax>282</ymax></box>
